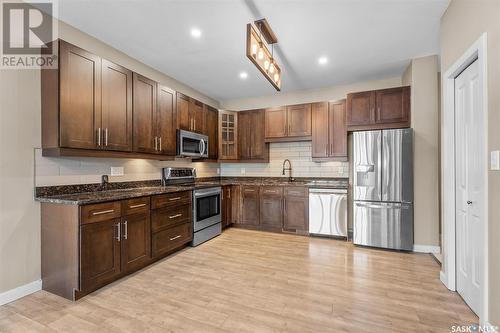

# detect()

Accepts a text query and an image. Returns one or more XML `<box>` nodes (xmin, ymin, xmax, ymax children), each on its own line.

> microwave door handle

<box><xmin>200</xmin><ymin>140</ymin><xmax>205</xmax><ymax>157</ymax></box>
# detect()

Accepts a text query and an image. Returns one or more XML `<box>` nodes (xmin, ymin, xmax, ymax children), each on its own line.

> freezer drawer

<box><xmin>353</xmin><ymin>201</ymin><xmax>413</xmax><ymax>250</ymax></box>
<box><xmin>309</xmin><ymin>189</ymin><xmax>348</xmax><ymax>237</ymax></box>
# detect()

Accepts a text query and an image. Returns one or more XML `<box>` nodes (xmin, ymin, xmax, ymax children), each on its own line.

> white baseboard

<box><xmin>0</xmin><ymin>280</ymin><xmax>42</xmax><ymax>306</ymax></box>
<box><xmin>439</xmin><ymin>270</ymin><xmax>453</xmax><ymax>290</ymax></box>
<box><xmin>413</xmin><ymin>244</ymin><xmax>441</xmax><ymax>254</ymax></box>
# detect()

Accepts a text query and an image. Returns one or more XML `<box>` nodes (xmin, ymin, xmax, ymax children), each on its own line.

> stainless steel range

<box><xmin>161</xmin><ymin>167</ymin><xmax>221</xmax><ymax>247</ymax></box>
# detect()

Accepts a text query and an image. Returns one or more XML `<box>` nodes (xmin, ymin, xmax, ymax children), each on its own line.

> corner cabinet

<box><xmin>311</xmin><ymin>100</ymin><xmax>347</xmax><ymax>161</ymax></box>
<box><xmin>346</xmin><ymin>86</ymin><xmax>411</xmax><ymax>131</ymax></box>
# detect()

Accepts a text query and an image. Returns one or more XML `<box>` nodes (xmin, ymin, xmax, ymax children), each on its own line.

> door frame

<box><xmin>441</xmin><ymin>33</ymin><xmax>488</xmax><ymax>322</ymax></box>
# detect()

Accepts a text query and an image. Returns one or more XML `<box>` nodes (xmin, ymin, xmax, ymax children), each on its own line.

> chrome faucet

<box><xmin>282</xmin><ymin>159</ymin><xmax>294</xmax><ymax>182</ymax></box>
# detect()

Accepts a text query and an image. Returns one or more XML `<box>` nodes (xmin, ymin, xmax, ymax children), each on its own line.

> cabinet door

<box><xmin>101</xmin><ymin>59</ymin><xmax>132</xmax><ymax>152</ymax></box>
<box><xmin>81</xmin><ymin>219</ymin><xmax>121</xmax><ymax>291</ymax></box>
<box><xmin>240</xmin><ymin>186</ymin><xmax>260</xmax><ymax>226</ymax></box>
<box><xmin>283</xmin><ymin>193</ymin><xmax>309</xmax><ymax>233</ymax></box>
<box><xmin>311</xmin><ymin>102</ymin><xmax>329</xmax><ymax>158</ymax></box>
<box><xmin>122</xmin><ymin>213</ymin><xmax>151</xmax><ymax>273</ymax></box>
<box><xmin>265</xmin><ymin>107</ymin><xmax>287</xmax><ymax>138</ymax></box>
<box><xmin>260</xmin><ymin>187</ymin><xmax>283</xmax><ymax>228</ymax></box>
<box><xmin>157</xmin><ymin>85</ymin><xmax>176</xmax><ymax>155</ymax></box>
<box><xmin>329</xmin><ymin>100</ymin><xmax>347</xmax><ymax>158</ymax></box>
<box><xmin>219</xmin><ymin>111</ymin><xmax>238</xmax><ymax>160</ymax></box>
<box><xmin>231</xmin><ymin>185</ymin><xmax>241</xmax><ymax>224</ymax></box>
<box><xmin>250</xmin><ymin>110</ymin><xmax>267</xmax><ymax>160</ymax></box>
<box><xmin>238</xmin><ymin>111</ymin><xmax>252</xmax><ymax>160</ymax></box>
<box><xmin>375</xmin><ymin>86</ymin><xmax>411</xmax><ymax>126</ymax></box>
<box><xmin>346</xmin><ymin>91</ymin><xmax>375</xmax><ymax>127</ymax></box>
<box><xmin>176</xmin><ymin>93</ymin><xmax>191</xmax><ymax>131</ymax></box>
<box><xmin>133</xmin><ymin>73</ymin><xmax>157</xmax><ymax>153</ymax></box>
<box><xmin>221</xmin><ymin>186</ymin><xmax>232</xmax><ymax>228</ymax></box>
<box><xmin>287</xmin><ymin>104</ymin><xmax>312</xmax><ymax>137</ymax></box>
<box><xmin>191</xmin><ymin>99</ymin><xmax>205</xmax><ymax>133</ymax></box>
<box><xmin>59</xmin><ymin>41</ymin><xmax>101</xmax><ymax>149</ymax></box>
<box><xmin>206</xmin><ymin>106</ymin><xmax>218</xmax><ymax>160</ymax></box>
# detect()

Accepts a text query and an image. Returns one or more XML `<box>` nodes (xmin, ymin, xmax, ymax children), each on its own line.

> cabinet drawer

<box><xmin>152</xmin><ymin>191</ymin><xmax>191</xmax><ymax>210</ymax></box>
<box><xmin>152</xmin><ymin>222</ymin><xmax>192</xmax><ymax>257</ymax></box>
<box><xmin>81</xmin><ymin>201</ymin><xmax>121</xmax><ymax>224</ymax></box>
<box><xmin>284</xmin><ymin>187</ymin><xmax>308</xmax><ymax>197</ymax></box>
<box><xmin>152</xmin><ymin>204</ymin><xmax>191</xmax><ymax>232</ymax></box>
<box><xmin>122</xmin><ymin>197</ymin><xmax>150</xmax><ymax>216</ymax></box>
<box><xmin>260</xmin><ymin>186</ymin><xmax>283</xmax><ymax>196</ymax></box>
<box><xmin>241</xmin><ymin>185</ymin><xmax>259</xmax><ymax>194</ymax></box>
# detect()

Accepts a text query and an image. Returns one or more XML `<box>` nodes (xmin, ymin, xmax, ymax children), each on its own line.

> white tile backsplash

<box><xmin>220</xmin><ymin>142</ymin><xmax>349</xmax><ymax>178</ymax></box>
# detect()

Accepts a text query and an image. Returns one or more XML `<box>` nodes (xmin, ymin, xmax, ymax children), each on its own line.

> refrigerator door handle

<box><xmin>356</xmin><ymin>165</ymin><xmax>375</xmax><ymax>173</ymax></box>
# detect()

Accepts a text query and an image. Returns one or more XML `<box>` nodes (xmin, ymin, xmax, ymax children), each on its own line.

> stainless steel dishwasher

<box><xmin>309</xmin><ymin>188</ymin><xmax>348</xmax><ymax>238</ymax></box>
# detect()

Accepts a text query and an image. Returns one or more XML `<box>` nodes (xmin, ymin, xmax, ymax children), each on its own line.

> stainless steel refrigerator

<box><xmin>353</xmin><ymin>129</ymin><xmax>413</xmax><ymax>251</ymax></box>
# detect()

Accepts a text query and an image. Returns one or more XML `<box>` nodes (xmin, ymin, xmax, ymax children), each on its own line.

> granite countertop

<box><xmin>35</xmin><ymin>177</ymin><xmax>348</xmax><ymax>205</ymax></box>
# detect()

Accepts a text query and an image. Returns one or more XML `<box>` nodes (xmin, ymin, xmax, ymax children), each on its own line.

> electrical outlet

<box><xmin>491</xmin><ymin>151</ymin><xmax>500</xmax><ymax>170</ymax></box>
<box><xmin>110</xmin><ymin>167</ymin><xmax>124</xmax><ymax>176</ymax></box>
<box><xmin>217</xmin><ymin>168</ymin><xmax>220</xmax><ymax>175</ymax></box>
<box><xmin>240</xmin><ymin>168</ymin><xmax>246</xmax><ymax>175</ymax></box>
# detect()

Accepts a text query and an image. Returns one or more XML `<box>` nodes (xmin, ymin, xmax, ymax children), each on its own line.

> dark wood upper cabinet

<box><xmin>347</xmin><ymin>86</ymin><xmax>410</xmax><ymax>131</ymax></box>
<box><xmin>176</xmin><ymin>93</ymin><xmax>191</xmax><ymax>131</ymax></box>
<box><xmin>312</xmin><ymin>100</ymin><xmax>347</xmax><ymax>160</ymax></box>
<box><xmin>287</xmin><ymin>104</ymin><xmax>312</xmax><ymax>137</ymax></box>
<box><xmin>238</xmin><ymin>110</ymin><xmax>269</xmax><ymax>161</ymax></box>
<box><xmin>260</xmin><ymin>187</ymin><xmax>283</xmax><ymax>229</ymax></box>
<box><xmin>121</xmin><ymin>211</ymin><xmax>151</xmax><ymax>273</ymax></box>
<box><xmin>265</xmin><ymin>107</ymin><xmax>287</xmax><ymax>138</ymax></box>
<box><xmin>219</xmin><ymin>111</ymin><xmax>238</xmax><ymax>160</ymax></box>
<box><xmin>264</xmin><ymin>104</ymin><xmax>312</xmax><ymax>141</ymax></box>
<box><xmin>311</xmin><ymin>102</ymin><xmax>329</xmax><ymax>158</ymax></box>
<box><xmin>101</xmin><ymin>59</ymin><xmax>132</xmax><ymax>152</ymax></box>
<box><xmin>80</xmin><ymin>218</ymin><xmax>121</xmax><ymax>292</ymax></box>
<box><xmin>191</xmin><ymin>99</ymin><xmax>205</xmax><ymax>134</ymax></box>
<box><xmin>375</xmin><ymin>86</ymin><xmax>411</xmax><ymax>125</ymax></box>
<box><xmin>329</xmin><ymin>100</ymin><xmax>347</xmax><ymax>159</ymax></box>
<box><xmin>133</xmin><ymin>73</ymin><xmax>157</xmax><ymax>154</ymax></box>
<box><xmin>157</xmin><ymin>85</ymin><xmax>177</xmax><ymax>155</ymax></box>
<box><xmin>205</xmin><ymin>106</ymin><xmax>218</xmax><ymax>160</ymax></box>
<box><xmin>59</xmin><ymin>41</ymin><xmax>101</xmax><ymax>149</ymax></box>
<box><xmin>240</xmin><ymin>185</ymin><xmax>260</xmax><ymax>226</ymax></box>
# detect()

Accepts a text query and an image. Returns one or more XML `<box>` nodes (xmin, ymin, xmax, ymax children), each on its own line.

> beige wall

<box><xmin>0</xmin><ymin>17</ymin><xmax>219</xmax><ymax>295</ymax></box>
<box><xmin>440</xmin><ymin>0</ymin><xmax>500</xmax><ymax>325</ymax></box>
<box><xmin>402</xmin><ymin>56</ymin><xmax>440</xmax><ymax>248</ymax></box>
<box><xmin>220</xmin><ymin>77</ymin><xmax>402</xmax><ymax>111</ymax></box>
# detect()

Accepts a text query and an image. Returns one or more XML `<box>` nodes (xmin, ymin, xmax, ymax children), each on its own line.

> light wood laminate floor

<box><xmin>0</xmin><ymin>228</ymin><xmax>477</xmax><ymax>333</ymax></box>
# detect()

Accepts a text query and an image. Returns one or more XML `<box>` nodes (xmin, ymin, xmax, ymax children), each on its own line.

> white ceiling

<box><xmin>55</xmin><ymin>0</ymin><xmax>449</xmax><ymax>102</ymax></box>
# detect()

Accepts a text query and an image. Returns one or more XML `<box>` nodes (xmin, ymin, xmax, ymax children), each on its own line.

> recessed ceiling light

<box><xmin>318</xmin><ymin>56</ymin><xmax>328</xmax><ymax>65</ymax></box>
<box><xmin>190</xmin><ymin>28</ymin><xmax>202</xmax><ymax>38</ymax></box>
<box><xmin>239</xmin><ymin>72</ymin><xmax>248</xmax><ymax>79</ymax></box>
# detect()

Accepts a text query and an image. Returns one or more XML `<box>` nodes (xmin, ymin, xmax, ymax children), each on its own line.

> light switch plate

<box><xmin>110</xmin><ymin>167</ymin><xmax>124</xmax><ymax>176</ymax></box>
<box><xmin>217</xmin><ymin>168</ymin><xmax>220</xmax><ymax>175</ymax></box>
<box><xmin>491</xmin><ymin>151</ymin><xmax>500</xmax><ymax>170</ymax></box>
<box><xmin>240</xmin><ymin>168</ymin><xmax>246</xmax><ymax>175</ymax></box>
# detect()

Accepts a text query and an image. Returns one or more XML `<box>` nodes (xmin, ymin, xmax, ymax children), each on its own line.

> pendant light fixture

<box><xmin>246</xmin><ymin>19</ymin><xmax>281</xmax><ymax>91</ymax></box>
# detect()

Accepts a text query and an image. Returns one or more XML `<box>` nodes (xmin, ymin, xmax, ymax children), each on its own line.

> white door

<box><xmin>454</xmin><ymin>59</ymin><xmax>483</xmax><ymax>315</ymax></box>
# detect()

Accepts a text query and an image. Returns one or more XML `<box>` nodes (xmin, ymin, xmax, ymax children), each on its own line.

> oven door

<box><xmin>177</xmin><ymin>130</ymin><xmax>208</xmax><ymax>158</ymax></box>
<box><xmin>193</xmin><ymin>187</ymin><xmax>221</xmax><ymax>232</ymax></box>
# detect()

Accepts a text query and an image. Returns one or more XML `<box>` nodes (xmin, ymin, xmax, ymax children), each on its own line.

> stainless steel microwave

<box><xmin>177</xmin><ymin>129</ymin><xmax>208</xmax><ymax>158</ymax></box>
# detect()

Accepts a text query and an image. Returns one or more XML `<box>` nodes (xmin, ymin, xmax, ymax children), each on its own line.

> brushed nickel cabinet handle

<box><xmin>105</xmin><ymin>128</ymin><xmax>109</xmax><ymax>146</ymax></box>
<box><xmin>168</xmin><ymin>197</ymin><xmax>181</xmax><ymax>201</ymax></box>
<box><xmin>92</xmin><ymin>209</ymin><xmax>115</xmax><ymax>216</ymax></box>
<box><xmin>115</xmin><ymin>223</ymin><xmax>121</xmax><ymax>242</ymax></box>
<box><xmin>123</xmin><ymin>221</ymin><xmax>128</xmax><ymax>240</ymax></box>
<box><xmin>159</xmin><ymin>137</ymin><xmax>162</xmax><ymax>152</ymax></box>
<box><xmin>154</xmin><ymin>136</ymin><xmax>158</xmax><ymax>151</ymax></box>
<box><xmin>97</xmin><ymin>128</ymin><xmax>101</xmax><ymax>147</ymax></box>
<box><xmin>169</xmin><ymin>213</ymin><xmax>182</xmax><ymax>219</ymax></box>
<box><xmin>129</xmin><ymin>203</ymin><xmax>146</xmax><ymax>209</ymax></box>
<box><xmin>170</xmin><ymin>235</ymin><xmax>181</xmax><ymax>241</ymax></box>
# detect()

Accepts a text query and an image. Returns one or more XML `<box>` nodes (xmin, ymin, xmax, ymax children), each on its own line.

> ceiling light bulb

<box><xmin>239</xmin><ymin>72</ymin><xmax>248</xmax><ymax>79</ymax></box>
<box><xmin>274</xmin><ymin>73</ymin><xmax>279</xmax><ymax>82</ymax></box>
<box><xmin>269</xmin><ymin>62</ymin><xmax>275</xmax><ymax>74</ymax></box>
<box><xmin>264</xmin><ymin>60</ymin><xmax>270</xmax><ymax>70</ymax></box>
<box><xmin>318</xmin><ymin>56</ymin><xmax>328</xmax><ymax>65</ymax></box>
<box><xmin>257</xmin><ymin>46</ymin><xmax>264</xmax><ymax>60</ymax></box>
<box><xmin>190</xmin><ymin>28</ymin><xmax>202</xmax><ymax>38</ymax></box>
<box><xmin>251</xmin><ymin>44</ymin><xmax>258</xmax><ymax>56</ymax></box>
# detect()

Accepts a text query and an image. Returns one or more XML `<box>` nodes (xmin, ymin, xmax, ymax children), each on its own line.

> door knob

<box><xmin>467</xmin><ymin>200</ymin><xmax>472</xmax><ymax>205</ymax></box>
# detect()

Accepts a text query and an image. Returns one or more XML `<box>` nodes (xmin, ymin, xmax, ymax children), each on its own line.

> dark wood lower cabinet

<box><xmin>222</xmin><ymin>185</ymin><xmax>232</xmax><ymax>228</ymax></box>
<box><xmin>121</xmin><ymin>212</ymin><xmax>151</xmax><ymax>273</ymax></box>
<box><xmin>283</xmin><ymin>187</ymin><xmax>309</xmax><ymax>234</ymax></box>
<box><xmin>80</xmin><ymin>218</ymin><xmax>121</xmax><ymax>292</ymax></box>
<box><xmin>260</xmin><ymin>187</ymin><xmax>283</xmax><ymax>229</ymax></box>
<box><xmin>240</xmin><ymin>186</ymin><xmax>260</xmax><ymax>226</ymax></box>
